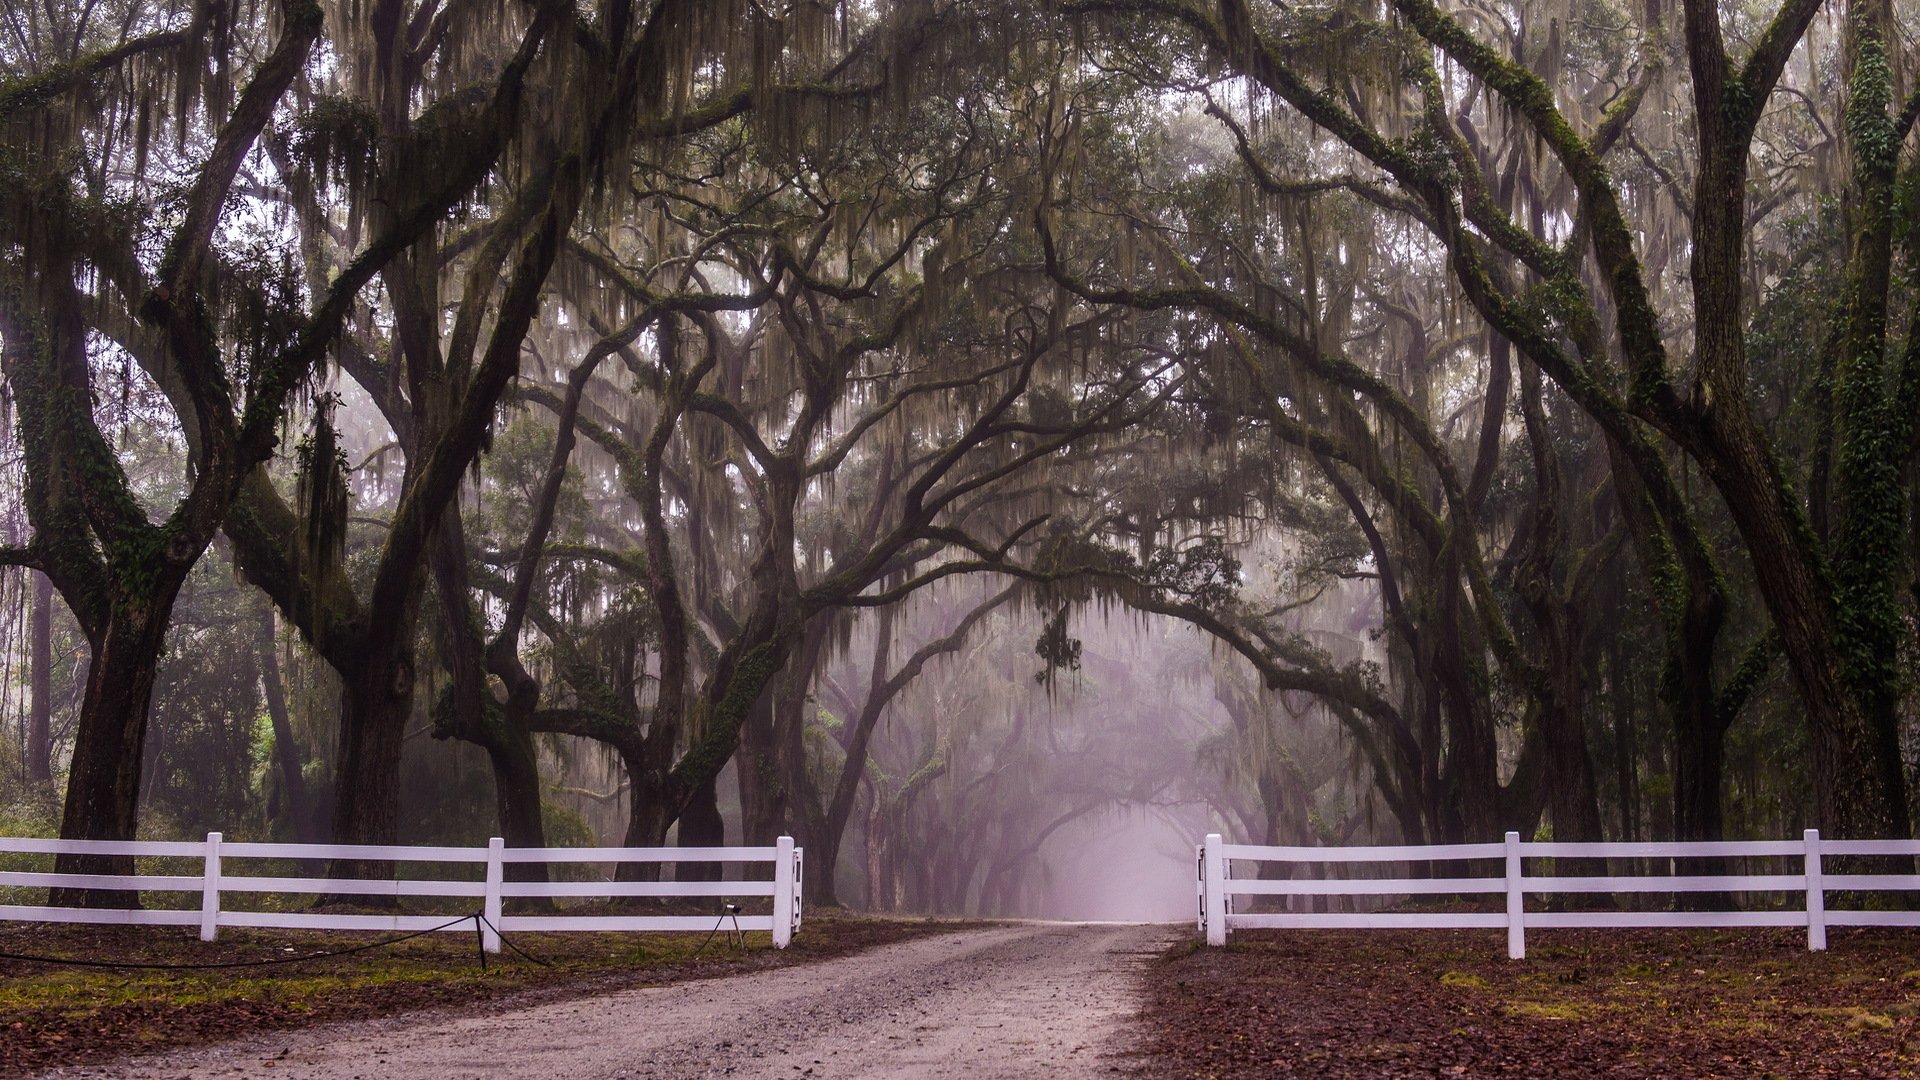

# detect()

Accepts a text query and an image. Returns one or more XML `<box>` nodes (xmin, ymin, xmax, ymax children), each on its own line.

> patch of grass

<box><xmin>1810</xmin><ymin>1005</ymin><xmax>1899</xmax><ymax>1032</ymax></box>
<box><xmin>1439</xmin><ymin>970</ymin><xmax>1486</xmax><ymax>989</ymax></box>
<box><xmin>1505</xmin><ymin>1000</ymin><xmax>1588</xmax><ymax>1021</ymax></box>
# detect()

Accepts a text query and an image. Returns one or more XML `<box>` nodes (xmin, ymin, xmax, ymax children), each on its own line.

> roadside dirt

<box><xmin>42</xmin><ymin>922</ymin><xmax>1176</xmax><ymax>1078</ymax></box>
<box><xmin>1138</xmin><ymin>926</ymin><xmax>1920</xmax><ymax>1078</ymax></box>
<box><xmin>0</xmin><ymin>913</ymin><xmax>966</xmax><ymax>1077</ymax></box>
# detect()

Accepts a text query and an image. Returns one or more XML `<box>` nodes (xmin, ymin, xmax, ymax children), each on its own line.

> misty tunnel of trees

<box><xmin>1</xmin><ymin>0</ymin><xmax>1918</xmax><ymax>915</ymax></box>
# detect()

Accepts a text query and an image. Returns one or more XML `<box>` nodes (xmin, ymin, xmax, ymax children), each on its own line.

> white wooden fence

<box><xmin>1198</xmin><ymin>830</ymin><xmax>1920</xmax><ymax>959</ymax></box>
<box><xmin>0</xmin><ymin>835</ymin><xmax>804</xmax><ymax>951</ymax></box>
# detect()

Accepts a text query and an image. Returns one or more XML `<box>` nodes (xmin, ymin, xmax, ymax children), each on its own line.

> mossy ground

<box><xmin>0</xmin><ymin>911</ymin><xmax>972</xmax><ymax>1075</ymax></box>
<box><xmin>1140</xmin><ymin>927</ymin><xmax>1920</xmax><ymax>1077</ymax></box>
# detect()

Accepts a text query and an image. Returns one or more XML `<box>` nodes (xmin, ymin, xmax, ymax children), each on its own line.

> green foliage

<box><xmin>1143</xmin><ymin>537</ymin><xmax>1241</xmax><ymax>612</ymax></box>
<box><xmin>140</xmin><ymin>562</ymin><xmax>269</xmax><ymax>837</ymax></box>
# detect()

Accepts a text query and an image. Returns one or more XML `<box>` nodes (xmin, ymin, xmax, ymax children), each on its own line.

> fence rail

<box><xmin>0</xmin><ymin>834</ymin><xmax>804</xmax><ymax>951</ymax></box>
<box><xmin>1197</xmin><ymin>830</ymin><xmax>1920</xmax><ymax>958</ymax></box>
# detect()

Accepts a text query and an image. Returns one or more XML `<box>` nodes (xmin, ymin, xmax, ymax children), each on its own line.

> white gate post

<box><xmin>1505</xmin><ymin>831</ymin><xmax>1525</xmax><ymax>960</ymax></box>
<box><xmin>199</xmin><ymin>831</ymin><xmax>222</xmax><ymax>942</ymax></box>
<box><xmin>1195</xmin><ymin>845</ymin><xmax>1205</xmax><ymax>933</ymax></box>
<box><xmin>792</xmin><ymin>846</ymin><xmax>805</xmax><ymax>935</ymax></box>
<box><xmin>1804</xmin><ymin>828</ymin><xmax>1826</xmax><ymax>952</ymax></box>
<box><xmin>481</xmin><ymin>837</ymin><xmax>503</xmax><ymax>954</ymax></box>
<box><xmin>1203</xmin><ymin>833</ymin><xmax>1228</xmax><ymax>946</ymax></box>
<box><xmin>773</xmin><ymin>835</ymin><xmax>795</xmax><ymax>949</ymax></box>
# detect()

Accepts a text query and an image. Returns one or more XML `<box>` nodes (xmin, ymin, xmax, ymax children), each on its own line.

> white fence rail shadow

<box><xmin>1197</xmin><ymin>830</ymin><xmax>1920</xmax><ymax>959</ymax></box>
<box><xmin>0</xmin><ymin>835</ymin><xmax>804</xmax><ymax>952</ymax></box>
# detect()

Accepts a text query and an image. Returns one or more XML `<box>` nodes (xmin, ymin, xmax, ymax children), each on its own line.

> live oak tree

<box><xmin>1048</xmin><ymin>0</ymin><xmax>1917</xmax><ymax>843</ymax></box>
<box><xmin>0</xmin><ymin>0</ymin><xmax>541</xmax><ymax>897</ymax></box>
<box><xmin>4</xmin><ymin>0</ymin><xmax>1917</xmax><ymax>917</ymax></box>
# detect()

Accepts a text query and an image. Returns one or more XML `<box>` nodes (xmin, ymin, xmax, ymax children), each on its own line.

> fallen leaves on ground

<box><xmin>1137</xmin><ymin>927</ymin><xmax>1920</xmax><ymax>1078</ymax></box>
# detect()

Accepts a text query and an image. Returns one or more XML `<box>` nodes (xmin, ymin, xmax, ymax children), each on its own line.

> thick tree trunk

<box><xmin>1531</xmin><ymin>613</ymin><xmax>1604</xmax><ymax>847</ymax></box>
<box><xmin>618</xmin><ymin>771</ymin><xmax>672</xmax><ymax>884</ymax></box>
<box><xmin>736</xmin><ymin>690</ymin><xmax>783</xmax><ymax>845</ymax></box>
<box><xmin>1694</xmin><ymin>415</ymin><xmax>1909</xmax><ymax>840</ymax></box>
<box><xmin>1609</xmin><ymin>640</ymin><xmax>1639</xmax><ymax>844</ymax></box>
<box><xmin>1541</xmin><ymin>693</ymin><xmax>1605</xmax><ymax>844</ymax></box>
<box><xmin>1679</xmin><ymin>30</ymin><xmax>1909</xmax><ymax>842</ymax></box>
<box><xmin>26</xmin><ymin>570</ymin><xmax>53</xmax><ymax>787</ymax></box>
<box><xmin>328</xmin><ymin>641</ymin><xmax>416</xmax><ymax>882</ymax></box>
<box><xmin>1435</xmin><ymin>576</ymin><xmax>1500</xmax><ymax>841</ymax></box>
<box><xmin>1669</xmin><ymin>627</ymin><xmax>1726</xmax><ymax>846</ymax></box>
<box><xmin>484</xmin><ymin>712</ymin><xmax>550</xmax><ymax>883</ymax></box>
<box><xmin>52</xmin><ymin>597</ymin><xmax>180</xmax><ymax>907</ymax></box>
<box><xmin>675</xmin><ymin>774</ymin><xmax>724</xmax><ymax>882</ymax></box>
<box><xmin>775</xmin><ymin>630</ymin><xmax>823</xmax><ymax>847</ymax></box>
<box><xmin>1671</xmin><ymin>698</ymin><xmax>1730</xmax><ymax>905</ymax></box>
<box><xmin>810</xmin><ymin>823</ymin><xmax>844</xmax><ymax>908</ymax></box>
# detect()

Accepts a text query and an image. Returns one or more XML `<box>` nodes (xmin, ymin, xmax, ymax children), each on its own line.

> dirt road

<box><xmin>64</xmin><ymin>922</ymin><xmax>1175</xmax><ymax>1079</ymax></box>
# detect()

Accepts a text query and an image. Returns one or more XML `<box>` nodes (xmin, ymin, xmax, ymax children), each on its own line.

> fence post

<box><xmin>1195</xmin><ymin>845</ymin><xmax>1205</xmax><ymax>932</ymax></box>
<box><xmin>1804</xmin><ymin>828</ymin><xmax>1826</xmax><ymax>952</ymax></box>
<box><xmin>1505</xmin><ymin>831</ymin><xmax>1525</xmax><ymax>960</ymax></box>
<box><xmin>792</xmin><ymin>847</ymin><xmax>804</xmax><ymax>935</ymax></box>
<box><xmin>199</xmin><ymin>832</ymin><xmax>222</xmax><ymax>943</ymax></box>
<box><xmin>1203</xmin><ymin>833</ymin><xmax>1227</xmax><ymax>946</ymax></box>
<box><xmin>773</xmin><ymin>835</ymin><xmax>795</xmax><ymax>949</ymax></box>
<box><xmin>481</xmin><ymin>837</ymin><xmax>503</xmax><ymax>954</ymax></box>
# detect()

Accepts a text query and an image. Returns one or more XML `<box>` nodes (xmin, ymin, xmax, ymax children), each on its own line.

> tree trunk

<box><xmin>810</xmin><ymin>821</ymin><xmax>844</xmax><ymax>908</ymax></box>
<box><xmin>736</xmin><ymin>690</ymin><xmax>783</xmax><ymax>845</ymax></box>
<box><xmin>26</xmin><ymin>570</ymin><xmax>53</xmax><ymax>787</ymax></box>
<box><xmin>864</xmin><ymin>790</ymin><xmax>888</xmax><ymax>910</ymax></box>
<box><xmin>773</xmin><ymin>636</ymin><xmax>819</xmax><ymax>852</ymax></box>
<box><xmin>1696</xmin><ymin>414</ymin><xmax>1909</xmax><ymax>841</ymax></box>
<box><xmin>428</xmin><ymin>510</ymin><xmax>548</xmax><ymax>882</ymax></box>
<box><xmin>258</xmin><ymin>606</ymin><xmax>316</xmax><ymax>843</ymax></box>
<box><xmin>618</xmin><ymin>769</ymin><xmax>671</xmax><ymax>884</ymax></box>
<box><xmin>1669</xmin><ymin>627</ymin><xmax>1726</xmax><ymax>846</ymax></box>
<box><xmin>1533</xmin><ymin>611</ymin><xmax>1604</xmax><ymax>847</ymax></box>
<box><xmin>1542</xmin><ymin>691</ymin><xmax>1605</xmax><ymax>844</ymax></box>
<box><xmin>1434</xmin><ymin>575</ymin><xmax>1500</xmax><ymax>841</ymax></box>
<box><xmin>1609</xmin><ymin>639</ymin><xmax>1638</xmax><ymax>844</ymax></box>
<box><xmin>328</xmin><ymin>639</ymin><xmax>416</xmax><ymax>881</ymax></box>
<box><xmin>676</xmin><ymin>774</ymin><xmax>724</xmax><ymax>882</ymax></box>
<box><xmin>52</xmin><ymin>599</ymin><xmax>180</xmax><ymax>907</ymax></box>
<box><xmin>484</xmin><ymin>713</ymin><xmax>550</xmax><ymax>883</ymax></box>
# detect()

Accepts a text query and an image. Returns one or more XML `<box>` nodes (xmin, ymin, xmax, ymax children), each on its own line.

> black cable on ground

<box><xmin>687</xmin><ymin>905</ymin><xmax>745</xmax><ymax>960</ymax></box>
<box><xmin>474</xmin><ymin>911</ymin><xmax>553</xmax><ymax>968</ymax></box>
<box><xmin>0</xmin><ymin>913</ymin><xmax>482</xmax><ymax>971</ymax></box>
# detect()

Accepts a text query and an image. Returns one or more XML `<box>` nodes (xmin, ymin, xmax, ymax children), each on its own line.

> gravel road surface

<box><xmin>60</xmin><ymin>922</ymin><xmax>1175</xmax><ymax>1079</ymax></box>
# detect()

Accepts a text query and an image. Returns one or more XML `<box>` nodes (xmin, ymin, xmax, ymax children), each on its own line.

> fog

<box><xmin>19</xmin><ymin>0</ymin><xmax>1888</xmax><ymax>924</ymax></box>
<box><xmin>1031</xmin><ymin>813</ymin><xmax>1201</xmax><ymax>923</ymax></box>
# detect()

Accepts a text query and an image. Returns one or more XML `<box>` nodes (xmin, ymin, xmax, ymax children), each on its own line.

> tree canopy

<box><xmin>1</xmin><ymin>0</ymin><xmax>1916</xmax><ymax>911</ymax></box>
